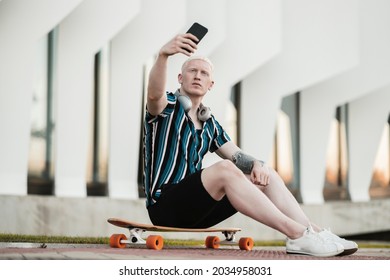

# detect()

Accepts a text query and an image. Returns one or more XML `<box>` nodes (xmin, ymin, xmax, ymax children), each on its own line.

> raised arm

<box><xmin>147</xmin><ymin>33</ymin><xmax>199</xmax><ymax>116</ymax></box>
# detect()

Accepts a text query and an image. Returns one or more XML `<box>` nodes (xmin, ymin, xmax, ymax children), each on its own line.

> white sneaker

<box><xmin>286</xmin><ymin>227</ymin><xmax>344</xmax><ymax>257</ymax></box>
<box><xmin>319</xmin><ymin>228</ymin><xmax>358</xmax><ymax>256</ymax></box>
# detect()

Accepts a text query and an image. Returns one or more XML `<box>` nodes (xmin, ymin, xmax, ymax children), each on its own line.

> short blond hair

<box><xmin>181</xmin><ymin>56</ymin><xmax>214</xmax><ymax>73</ymax></box>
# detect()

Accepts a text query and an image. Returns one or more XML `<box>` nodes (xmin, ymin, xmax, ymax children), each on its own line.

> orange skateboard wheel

<box><xmin>205</xmin><ymin>236</ymin><xmax>220</xmax><ymax>249</ymax></box>
<box><xmin>109</xmin><ymin>234</ymin><xmax>127</xmax><ymax>248</ymax></box>
<box><xmin>146</xmin><ymin>235</ymin><xmax>164</xmax><ymax>250</ymax></box>
<box><xmin>238</xmin><ymin>237</ymin><xmax>254</xmax><ymax>251</ymax></box>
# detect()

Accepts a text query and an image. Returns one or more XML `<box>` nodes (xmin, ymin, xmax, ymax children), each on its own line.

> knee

<box><xmin>269</xmin><ymin>167</ymin><xmax>282</xmax><ymax>180</ymax></box>
<box><xmin>215</xmin><ymin>159</ymin><xmax>245</xmax><ymax>180</ymax></box>
<box><xmin>268</xmin><ymin>166</ymin><xmax>287</xmax><ymax>186</ymax></box>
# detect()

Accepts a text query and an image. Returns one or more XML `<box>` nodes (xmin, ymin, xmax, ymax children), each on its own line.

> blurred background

<box><xmin>0</xmin><ymin>0</ymin><xmax>389</xmax><ymax>241</ymax></box>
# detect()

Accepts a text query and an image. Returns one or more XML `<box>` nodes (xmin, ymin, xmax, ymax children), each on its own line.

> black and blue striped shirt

<box><xmin>143</xmin><ymin>92</ymin><xmax>231</xmax><ymax>207</ymax></box>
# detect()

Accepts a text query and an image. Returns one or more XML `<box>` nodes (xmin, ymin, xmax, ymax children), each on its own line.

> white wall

<box><xmin>0</xmin><ymin>0</ymin><xmax>83</xmax><ymax>195</ymax></box>
<box><xmin>241</xmin><ymin>0</ymin><xmax>359</xmax><ymax>171</ymax></box>
<box><xmin>209</xmin><ymin>0</ymin><xmax>282</xmax><ymax>127</ymax></box>
<box><xmin>54</xmin><ymin>0</ymin><xmax>140</xmax><ymax>197</ymax></box>
<box><xmin>300</xmin><ymin>0</ymin><xmax>390</xmax><ymax>203</ymax></box>
<box><xmin>0</xmin><ymin>0</ymin><xmax>389</xmax><ymax>238</ymax></box>
<box><xmin>0</xmin><ymin>0</ymin><xmax>390</xmax><ymax>239</ymax></box>
<box><xmin>202</xmin><ymin>0</ymin><xmax>283</xmax><ymax>167</ymax></box>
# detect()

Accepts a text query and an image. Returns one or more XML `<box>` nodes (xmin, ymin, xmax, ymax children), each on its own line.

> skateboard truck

<box><xmin>222</xmin><ymin>230</ymin><xmax>236</xmax><ymax>242</ymax></box>
<box><xmin>128</xmin><ymin>228</ymin><xmax>147</xmax><ymax>244</ymax></box>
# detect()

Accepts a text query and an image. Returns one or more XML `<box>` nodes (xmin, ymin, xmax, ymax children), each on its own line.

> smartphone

<box><xmin>186</xmin><ymin>22</ymin><xmax>208</xmax><ymax>44</ymax></box>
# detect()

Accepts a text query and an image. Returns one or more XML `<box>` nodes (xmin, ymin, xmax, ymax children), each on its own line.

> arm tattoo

<box><xmin>232</xmin><ymin>151</ymin><xmax>265</xmax><ymax>174</ymax></box>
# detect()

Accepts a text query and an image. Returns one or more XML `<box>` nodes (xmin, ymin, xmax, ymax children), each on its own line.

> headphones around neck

<box><xmin>174</xmin><ymin>90</ymin><xmax>212</xmax><ymax>122</ymax></box>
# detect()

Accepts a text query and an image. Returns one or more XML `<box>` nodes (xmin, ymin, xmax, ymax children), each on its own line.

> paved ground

<box><xmin>0</xmin><ymin>243</ymin><xmax>389</xmax><ymax>260</ymax></box>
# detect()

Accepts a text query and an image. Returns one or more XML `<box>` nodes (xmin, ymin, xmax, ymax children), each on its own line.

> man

<box><xmin>143</xmin><ymin>33</ymin><xmax>357</xmax><ymax>257</ymax></box>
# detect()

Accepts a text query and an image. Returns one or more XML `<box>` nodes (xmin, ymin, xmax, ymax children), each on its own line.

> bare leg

<box><xmin>255</xmin><ymin>168</ymin><xmax>312</xmax><ymax>228</ymax></box>
<box><xmin>201</xmin><ymin>160</ymin><xmax>306</xmax><ymax>239</ymax></box>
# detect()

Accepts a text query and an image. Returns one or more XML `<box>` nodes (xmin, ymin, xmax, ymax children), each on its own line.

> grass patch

<box><xmin>0</xmin><ymin>233</ymin><xmax>109</xmax><ymax>245</ymax></box>
<box><xmin>0</xmin><ymin>233</ymin><xmax>388</xmax><ymax>248</ymax></box>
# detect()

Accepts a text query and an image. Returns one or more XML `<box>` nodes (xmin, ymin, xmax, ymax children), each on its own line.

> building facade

<box><xmin>0</xmin><ymin>0</ymin><xmax>389</xmax><ymax>240</ymax></box>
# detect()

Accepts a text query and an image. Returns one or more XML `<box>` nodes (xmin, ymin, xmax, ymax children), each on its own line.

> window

<box><xmin>369</xmin><ymin>114</ymin><xmax>390</xmax><ymax>198</ymax></box>
<box><xmin>86</xmin><ymin>46</ymin><xmax>110</xmax><ymax>196</ymax></box>
<box><xmin>271</xmin><ymin>93</ymin><xmax>302</xmax><ymax>202</ymax></box>
<box><xmin>323</xmin><ymin>104</ymin><xmax>350</xmax><ymax>201</ymax></box>
<box><xmin>28</xmin><ymin>29</ymin><xmax>57</xmax><ymax>195</ymax></box>
<box><xmin>227</xmin><ymin>82</ymin><xmax>241</xmax><ymax>146</ymax></box>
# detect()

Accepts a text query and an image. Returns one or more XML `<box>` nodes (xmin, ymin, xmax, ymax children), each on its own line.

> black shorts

<box><xmin>147</xmin><ymin>169</ymin><xmax>237</xmax><ymax>228</ymax></box>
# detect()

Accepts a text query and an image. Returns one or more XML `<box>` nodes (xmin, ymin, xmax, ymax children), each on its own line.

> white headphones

<box><xmin>174</xmin><ymin>90</ymin><xmax>211</xmax><ymax>122</ymax></box>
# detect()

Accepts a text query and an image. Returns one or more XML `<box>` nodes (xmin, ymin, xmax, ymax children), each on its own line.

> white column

<box><xmin>0</xmin><ymin>0</ymin><xmax>83</xmax><ymax>195</ymax></box>
<box><xmin>300</xmin><ymin>0</ymin><xmax>390</xmax><ymax>203</ymax></box>
<box><xmin>300</xmin><ymin>91</ymin><xmax>336</xmax><ymax>203</ymax></box>
<box><xmin>54</xmin><ymin>0</ymin><xmax>140</xmax><ymax>197</ymax></box>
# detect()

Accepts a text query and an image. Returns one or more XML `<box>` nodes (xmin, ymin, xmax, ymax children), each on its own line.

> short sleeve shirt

<box><xmin>143</xmin><ymin>92</ymin><xmax>231</xmax><ymax>206</ymax></box>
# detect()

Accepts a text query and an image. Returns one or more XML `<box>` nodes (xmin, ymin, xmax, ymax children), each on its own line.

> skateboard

<box><xmin>107</xmin><ymin>217</ymin><xmax>254</xmax><ymax>251</ymax></box>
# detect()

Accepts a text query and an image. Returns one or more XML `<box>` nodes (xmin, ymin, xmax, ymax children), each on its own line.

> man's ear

<box><xmin>208</xmin><ymin>80</ymin><xmax>215</xmax><ymax>90</ymax></box>
<box><xmin>178</xmin><ymin>73</ymin><xmax>183</xmax><ymax>84</ymax></box>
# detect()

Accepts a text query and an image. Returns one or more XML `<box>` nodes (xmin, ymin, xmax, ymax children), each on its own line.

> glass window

<box><xmin>323</xmin><ymin>104</ymin><xmax>350</xmax><ymax>201</ymax></box>
<box><xmin>28</xmin><ymin>29</ymin><xmax>57</xmax><ymax>195</ymax></box>
<box><xmin>227</xmin><ymin>82</ymin><xmax>240</xmax><ymax>146</ymax></box>
<box><xmin>369</xmin><ymin>114</ymin><xmax>390</xmax><ymax>198</ymax></box>
<box><xmin>86</xmin><ymin>45</ymin><xmax>110</xmax><ymax>196</ymax></box>
<box><xmin>271</xmin><ymin>93</ymin><xmax>302</xmax><ymax>202</ymax></box>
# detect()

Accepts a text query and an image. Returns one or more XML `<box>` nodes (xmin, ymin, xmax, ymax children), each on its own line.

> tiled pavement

<box><xmin>0</xmin><ymin>243</ymin><xmax>389</xmax><ymax>260</ymax></box>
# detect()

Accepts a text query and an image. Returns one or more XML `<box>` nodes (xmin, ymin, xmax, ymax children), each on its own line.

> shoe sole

<box><xmin>337</xmin><ymin>248</ymin><xmax>358</xmax><ymax>256</ymax></box>
<box><xmin>286</xmin><ymin>249</ymin><xmax>344</xmax><ymax>257</ymax></box>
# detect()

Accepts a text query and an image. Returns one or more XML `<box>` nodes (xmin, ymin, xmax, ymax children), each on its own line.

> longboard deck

<box><xmin>107</xmin><ymin>218</ymin><xmax>241</xmax><ymax>233</ymax></box>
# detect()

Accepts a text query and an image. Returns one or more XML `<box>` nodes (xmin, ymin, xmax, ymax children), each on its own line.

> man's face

<box><xmin>178</xmin><ymin>59</ymin><xmax>214</xmax><ymax>97</ymax></box>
